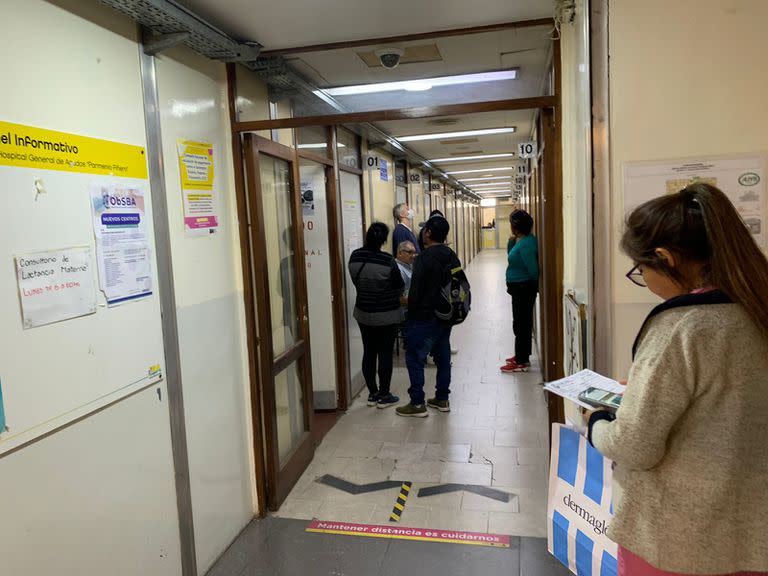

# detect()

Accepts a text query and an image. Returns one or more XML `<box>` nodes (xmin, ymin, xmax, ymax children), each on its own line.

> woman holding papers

<box><xmin>588</xmin><ymin>183</ymin><xmax>768</xmax><ymax>576</ymax></box>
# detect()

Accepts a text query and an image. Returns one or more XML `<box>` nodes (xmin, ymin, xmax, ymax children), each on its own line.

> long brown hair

<box><xmin>621</xmin><ymin>182</ymin><xmax>768</xmax><ymax>336</ymax></box>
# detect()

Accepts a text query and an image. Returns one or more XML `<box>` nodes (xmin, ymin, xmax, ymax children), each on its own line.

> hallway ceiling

<box><xmin>174</xmin><ymin>0</ymin><xmax>555</xmax><ymax>50</ymax></box>
<box><xmin>172</xmin><ymin>0</ymin><xmax>554</xmax><ymax>198</ymax></box>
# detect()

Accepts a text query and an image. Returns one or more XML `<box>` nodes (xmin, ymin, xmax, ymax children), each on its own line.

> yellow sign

<box><xmin>177</xmin><ymin>140</ymin><xmax>214</xmax><ymax>190</ymax></box>
<box><xmin>177</xmin><ymin>139</ymin><xmax>218</xmax><ymax>235</ymax></box>
<box><xmin>0</xmin><ymin>120</ymin><xmax>148</xmax><ymax>179</ymax></box>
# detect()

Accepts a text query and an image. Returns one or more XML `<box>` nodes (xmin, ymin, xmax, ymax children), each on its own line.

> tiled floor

<box><xmin>206</xmin><ymin>517</ymin><xmax>569</xmax><ymax>576</ymax></box>
<box><xmin>276</xmin><ymin>249</ymin><xmax>552</xmax><ymax>537</ymax></box>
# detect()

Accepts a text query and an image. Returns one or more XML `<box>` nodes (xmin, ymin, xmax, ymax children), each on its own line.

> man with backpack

<box><xmin>396</xmin><ymin>215</ymin><xmax>470</xmax><ymax>417</ymax></box>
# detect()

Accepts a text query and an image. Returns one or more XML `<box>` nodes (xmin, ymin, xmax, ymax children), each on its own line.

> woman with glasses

<box><xmin>588</xmin><ymin>183</ymin><xmax>768</xmax><ymax>575</ymax></box>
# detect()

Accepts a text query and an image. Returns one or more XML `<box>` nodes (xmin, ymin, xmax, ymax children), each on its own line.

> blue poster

<box><xmin>380</xmin><ymin>159</ymin><xmax>388</xmax><ymax>181</ymax></box>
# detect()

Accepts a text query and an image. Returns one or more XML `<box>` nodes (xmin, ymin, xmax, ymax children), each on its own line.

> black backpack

<box><xmin>435</xmin><ymin>263</ymin><xmax>471</xmax><ymax>325</ymax></box>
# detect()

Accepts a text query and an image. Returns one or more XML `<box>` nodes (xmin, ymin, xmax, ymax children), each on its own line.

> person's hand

<box><xmin>399</xmin><ymin>295</ymin><xmax>408</xmax><ymax>305</ymax></box>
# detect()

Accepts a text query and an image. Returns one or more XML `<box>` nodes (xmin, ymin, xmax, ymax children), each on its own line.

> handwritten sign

<box><xmin>15</xmin><ymin>247</ymin><xmax>97</xmax><ymax>329</ymax></box>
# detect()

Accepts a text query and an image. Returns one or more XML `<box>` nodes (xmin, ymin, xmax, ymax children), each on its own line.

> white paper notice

<box><xmin>15</xmin><ymin>247</ymin><xmax>97</xmax><ymax>329</ymax></box>
<box><xmin>544</xmin><ymin>370</ymin><xmax>625</xmax><ymax>410</ymax></box>
<box><xmin>90</xmin><ymin>182</ymin><xmax>153</xmax><ymax>306</ymax></box>
<box><xmin>624</xmin><ymin>154</ymin><xmax>767</xmax><ymax>246</ymax></box>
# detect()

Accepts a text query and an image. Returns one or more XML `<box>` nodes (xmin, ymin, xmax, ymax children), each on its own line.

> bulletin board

<box><xmin>623</xmin><ymin>154</ymin><xmax>767</xmax><ymax>248</ymax></box>
<box><xmin>0</xmin><ymin>120</ymin><xmax>166</xmax><ymax>454</ymax></box>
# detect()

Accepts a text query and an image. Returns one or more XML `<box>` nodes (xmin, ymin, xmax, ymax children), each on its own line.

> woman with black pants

<box><xmin>348</xmin><ymin>222</ymin><xmax>404</xmax><ymax>407</ymax></box>
<box><xmin>501</xmin><ymin>210</ymin><xmax>539</xmax><ymax>373</ymax></box>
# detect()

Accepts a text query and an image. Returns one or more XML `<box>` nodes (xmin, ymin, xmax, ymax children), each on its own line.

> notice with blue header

<box><xmin>90</xmin><ymin>182</ymin><xmax>153</xmax><ymax>306</ymax></box>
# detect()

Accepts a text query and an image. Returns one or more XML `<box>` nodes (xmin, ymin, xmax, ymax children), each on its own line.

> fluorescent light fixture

<box><xmin>318</xmin><ymin>69</ymin><xmax>518</xmax><ymax>97</ymax></box>
<box><xmin>297</xmin><ymin>143</ymin><xmax>345</xmax><ymax>149</ymax></box>
<box><xmin>468</xmin><ymin>182</ymin><xmax>513</xmax><ymax>188</ymax></box>
<box><xmin>446</xmin><ymin>167</ymin><xmax>514</xmax><ymax>175</ymax></box>
<box><xmin>480</xmin><ymin>198</ymin><xmax>497</xmax><ymax>207</ymax></box>
<box><xmin>460</xmin><ymin>176</ymin><xmax>514</xmax><ymax>182</ymax></box>
<box><xmin>429</xmin><ymin>153</ymin><xmax>515</xmax><ymax>163</ymax></box>
<box><xmin>475</xmin><ymin>189</ymin><xmax>512</xmax><ymax>194</ymax></box>
<box><xmin>396</xmin><ymin>127</ymin><xmax>515</xmax><ymax>142</ymax></box>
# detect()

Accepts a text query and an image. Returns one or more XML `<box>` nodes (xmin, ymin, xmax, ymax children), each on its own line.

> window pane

<box><xmin>274</xmin><ymin>361</ymin><xmax>306</xmax><ymax>465</ymax></box>
<box><xmin>260</xmin><ymin>155</ymin><xmax>298</xmax><ymax>356</ymax></box>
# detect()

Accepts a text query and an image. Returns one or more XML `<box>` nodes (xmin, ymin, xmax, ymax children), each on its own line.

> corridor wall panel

<box><xmin>154</xmin><ymin>46</ymin><xmax>255</xmax><ymax>573</ymax></box>
<box><xmin>0</xmin><ymin>0</ymin><xmax>181</xmax><ymax>574</ymax></box>
<box><xmin>608</xmin><ymin>0</ymin><xmax>768</xmax><ymax>376</ymax></box>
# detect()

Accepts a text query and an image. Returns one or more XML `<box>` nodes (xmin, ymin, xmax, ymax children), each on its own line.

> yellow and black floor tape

<box><xmin>389</xmin><ymin>482</ymin><xmax>412</xmax><ymax>522</ymax></box>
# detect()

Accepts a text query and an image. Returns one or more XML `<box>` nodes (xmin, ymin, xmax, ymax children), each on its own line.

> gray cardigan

<box><xmin>592</xmin><ymin>297</ymin><xmax>768</xmax><ymax>573</ymax></box>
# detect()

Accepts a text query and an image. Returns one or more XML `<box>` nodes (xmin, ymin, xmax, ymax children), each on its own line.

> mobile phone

<box><xmin>578</xmin><ymin>387</ymin><xmax>623</xmax><ymax>411</ymax></box>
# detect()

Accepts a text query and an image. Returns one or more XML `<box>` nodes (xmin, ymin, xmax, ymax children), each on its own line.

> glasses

<box><xmin>401</xmin><ymin>249</ymin><xmax>417</xmax><ymax>255</ymax></box>
<box><xmin>626</xmin><ymin>264</ymin><xmax>647</xmax><ymax>287</ymax></box>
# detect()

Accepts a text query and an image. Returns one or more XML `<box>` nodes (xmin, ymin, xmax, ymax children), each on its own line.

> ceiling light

<box><xmin>396</xmin><ymin>127</ymin><xmax>516</xmax><ymax>142</ymax></box>
<box><xmin>297</xmin><ymin>143</ymin><xmax>345</xmax><ymax>149</ymax></box>
<box><xmin>475</xmin><ymin>189</ymin><xmax>512</xmax><ymax>194</ymax></box>
<box><xmin>429</xmin><ymin>153</ymin><xmax>515</xmax><ymax>163</ymax></box>
<box><xmin>460</xmin><ymin>176</ymin><xmax>513</xmax><ymax>182</ymax></box>
<box><xmin>318</xmin><ymin>69</ymin><xmax>518</xmax><ymax>97</ymax></box>
<box><xmin>480</xmin><ymin>198</ymin><xmax>497</xmax><ymax>207</ymax></box>
<box><xmin>445</xmin><ymin>167</ymin><xmax>515</xmax><ymax>175</ymax></box>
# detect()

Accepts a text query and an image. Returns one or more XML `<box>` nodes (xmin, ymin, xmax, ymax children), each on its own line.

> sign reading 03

<box><xmin>0</xmin><ymin>120</ymin><xmax>148</xmax><ymax>178</ymax></box>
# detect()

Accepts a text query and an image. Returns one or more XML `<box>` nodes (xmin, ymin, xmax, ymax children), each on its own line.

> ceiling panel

<box><xmin>175</xmin><ymin>0</ymin><xmax>555</xmax><ymax>50</ymax></box>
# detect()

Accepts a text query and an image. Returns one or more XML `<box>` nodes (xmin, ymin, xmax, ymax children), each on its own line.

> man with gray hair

<box><xmin>392</xmin><ymin>203</ymin><xmax>420</xmax><ymax>255</ymax></box>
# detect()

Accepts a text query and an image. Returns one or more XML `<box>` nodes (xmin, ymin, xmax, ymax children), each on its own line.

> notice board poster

<box><xmin>15</xmin><ymin>246</ymin><xmax>97</xmax><ymax>329</ymax></box>
<box><xmin>177</xmin><ymin>139</ymin><xmax>218</xmax><ymax>236</ymax></box>
<box><xmin>624</xmin><ymin>154</ymin><xmax>767</xmax><ymax>246</ymax></box>
<box><xmin>90</xmin><ymin>182</ymin><xmax>153</xmax><ymax>306</ymax></box>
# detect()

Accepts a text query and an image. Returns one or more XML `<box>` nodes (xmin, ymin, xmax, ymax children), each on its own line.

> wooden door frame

<box><xmin>243</xmin><ymin>133</ymin><xmax>316</xmax><ymax>510</ymax></box>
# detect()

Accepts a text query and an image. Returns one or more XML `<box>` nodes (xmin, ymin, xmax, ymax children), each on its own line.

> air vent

<box><xmin>358</xmin><ymin>44</ymin><xmax>443</xmax><ymax>68</ymax></box>
<box><xmin>427</xmin><ymin>118</ymin><xmax>461</xmax><ymax>126</ymax></box>
<box><xmin>439</xmin><ymin>138</ymin><xmax>479</xmax><ymax>145</ymax></box>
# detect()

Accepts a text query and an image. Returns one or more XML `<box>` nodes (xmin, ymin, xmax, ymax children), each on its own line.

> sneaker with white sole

<box><xmin>366</xmin><ymin>393</ymin><xmax>380</xmax><ymax>406</ymax></box>
<box><xmin>427</xmin><ymin>398</ymin><xmax>450</xmax><ymax>412</ymax></box>
<box><xmin>396</xmin><ymin>403</ymin><xmax>428</xmax><ymax>418</ymax></box>
<box><xmin>501</xmin><ymin>360</ymin><xmax>530</xmax><ymax>373</ymax></box>
<box><xmin>377</xmin><ymin>394</ymin><xmax>399</xmax><ymax>408</ymax></box>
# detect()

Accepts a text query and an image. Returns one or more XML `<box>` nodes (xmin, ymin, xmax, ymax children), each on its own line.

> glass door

<box><xmin>244</xmin><ymin>134</ymin><xmax>314</xmax><ymax>510</ymax></box>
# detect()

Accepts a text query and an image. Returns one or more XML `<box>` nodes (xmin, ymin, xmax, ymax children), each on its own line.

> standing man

<box><xmin>396</xmin><ymin>216</ymin><xmax>460</xmax><ymax>417</ymax></box>
<box><xmin>392</xmin><ymin>203</ymin><xmax>420</xmax><ymax>255</ymax></box>
<box><xmin>395</xmin><ymin>240</ymin><xmax>417</xmax><ymax>294</ymax></box>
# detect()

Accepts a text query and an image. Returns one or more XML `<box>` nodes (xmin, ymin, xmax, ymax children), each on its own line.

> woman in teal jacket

<box><xmin>501</xmin><ymin>210</ymin><xmax>539</xmax><ymax>372</ymax></box>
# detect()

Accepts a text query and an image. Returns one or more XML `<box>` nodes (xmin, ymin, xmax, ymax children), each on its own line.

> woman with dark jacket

<box><xmin>348</xmin><ymin>222</ymin><xmax>404</xmax><ymax>408</ymax></box>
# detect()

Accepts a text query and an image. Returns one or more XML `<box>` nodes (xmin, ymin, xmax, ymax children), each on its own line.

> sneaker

<box><xmin>427</xmin><ymin>398</ymin><xmax>451</xmax><ymax>412</ymax></box>
<box><xmin>366</xmin><ymin>393</ymin><xmax>380</xmax><ymax>407</ymax></box>
<box><xmin>396</xmin><ymin>404</ymin><xmax>428</xmax><ymax>418</ymax></box>
<box><xmin>501</xmin><ymin>360</ymin><xmax>530</xmax><ymax>373</ymax></box>
<box><xmin>505</xmin><ymin>356</ymin><xmax>516</xmax><ymax>364</ymax></box>
<box><xmin>376</xmin><ymin>394</ymin><xmax>399</xmax><ymax>409</ymax></box>
<box><xmin>450</xmin><ymin>348</ymin><xmax>459</xmax><ymax>355</ymax></box>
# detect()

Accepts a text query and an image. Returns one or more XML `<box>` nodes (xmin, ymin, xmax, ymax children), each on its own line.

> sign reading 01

<box><xmin>0</xmin><ymin>120</ymin><xmax>148</xmax><ymax>178</ymax></box>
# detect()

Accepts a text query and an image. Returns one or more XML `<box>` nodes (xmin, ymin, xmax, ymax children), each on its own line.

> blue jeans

<box><xmin>405</xmin><ymin>319</ymin><xmax>452</xmax><ymax>405</ymax></box>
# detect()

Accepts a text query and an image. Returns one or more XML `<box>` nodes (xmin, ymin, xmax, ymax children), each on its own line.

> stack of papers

<box><xmin>543</xmin><ymin>370</ymin><xmax>625</xmax><ymax>410</ymax></box>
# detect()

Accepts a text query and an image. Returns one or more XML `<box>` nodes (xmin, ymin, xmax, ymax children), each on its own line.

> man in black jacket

<box><xmin>396</xmin><ymin>216</ymin><xmax>460</xmax><ymax>417</ymax></box>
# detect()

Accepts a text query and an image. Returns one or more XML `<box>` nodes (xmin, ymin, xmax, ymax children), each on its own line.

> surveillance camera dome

<box><xmin>375</xmin><ymin>48</ymin><xmax>404</xmax><ymax>69</ymax></box>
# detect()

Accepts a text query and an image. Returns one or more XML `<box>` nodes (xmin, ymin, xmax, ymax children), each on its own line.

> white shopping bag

<box><xmin>547</xmin><ymin>423</ymin><xmax>618</xmax><ymax>576</ymax></box>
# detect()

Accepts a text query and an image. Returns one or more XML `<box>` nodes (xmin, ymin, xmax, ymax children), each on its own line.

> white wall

<box><xmin>154</xmin><ymin>47</ymin><xmax>255</xmax><ymax>572</ymax></box>
<box><xmin>0</xmin><ymin>1</ymin><xmax>182</xmax><ymax>574</ymax></box>
<box><xmin>607</xmin><ymin>0</ymin><xmax>768</xmax><ymax>375</ymax></box>
<box><xmin>560</xmin><ymin>0</ymin><xmax>592</xmax><ymax>309</ymax></box>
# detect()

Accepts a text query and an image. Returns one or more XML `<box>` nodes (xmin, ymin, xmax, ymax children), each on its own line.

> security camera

<box><xmin>375</xmin><ymin>48</ymin><xmax>404</xmax><ymax>69</ymax></box>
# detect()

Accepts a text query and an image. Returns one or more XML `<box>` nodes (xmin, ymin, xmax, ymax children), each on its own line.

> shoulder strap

<box><xmin>353</xmin><ymin>259</ymin><xmax>368</xmax><ymax>284</ymax></box>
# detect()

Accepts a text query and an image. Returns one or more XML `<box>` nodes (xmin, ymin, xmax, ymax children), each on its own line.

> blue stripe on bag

<box><xmin>575</xmin><ymin>530</ymin><xmax>594</xmax><ymax>576</ymax></box>
<box><xmin>557</xmin><ymin>426</ymin><xmax>580</xmax><ymax>486</ymax></box>
<box><xmin>601</xmin><ymin>550</ymin><xmax>618</xmax><ymax>576</ymax></box>
<box><xmin>584</xmin><ymin>442</ymin><xmax>604</xmax><ymax>505</ymax></box>
<box><xmin>552</xmin><ymin>511</ymin><xmax>570</xmax><ymax>567</ymax></box>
